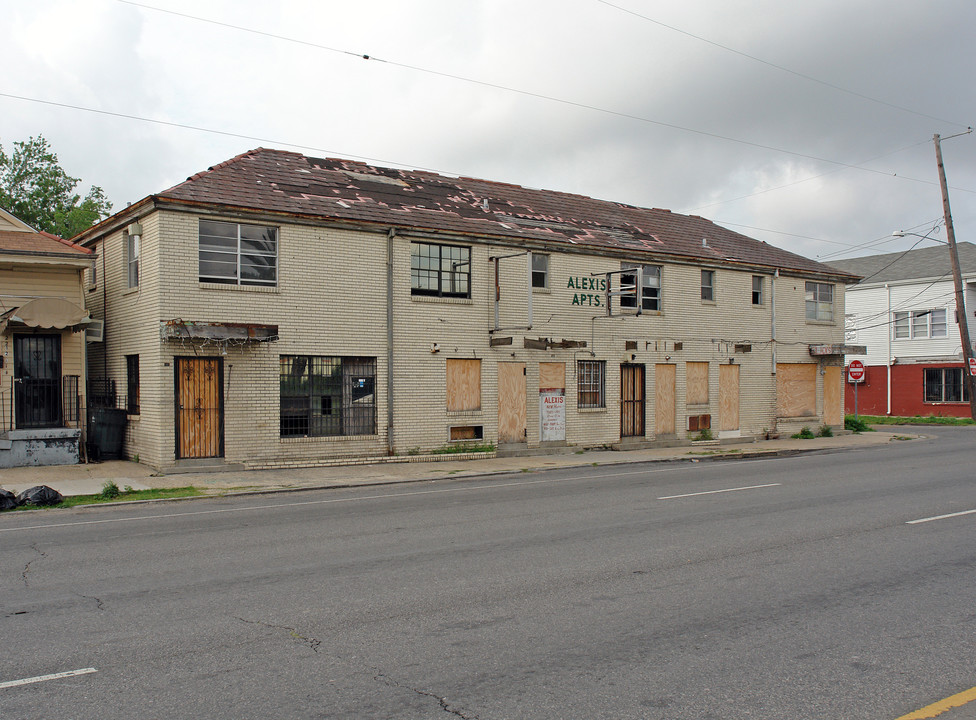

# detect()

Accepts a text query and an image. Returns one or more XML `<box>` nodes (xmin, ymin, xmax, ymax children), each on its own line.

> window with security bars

<box><xmin>199</xmin><ymin>219</ymin><xmax>278</xmax><ymax>286</ymax></box>
<box><xmin>411</xmin><ymin>242</ymin><xmax>471</xmax><ymax>297</ymax></box>
<box><xmin>577</xmin><ymin>360</ymin><xmax>606</xmax><ymax>408</ymax></box>
<box><xmin>126</xmin><ymin>355</ymin><xmax>140</xmax><ymax>414</ymax></box>
<box><xmin>280</xmin><ymin>356</ymin><xmax>376</xmax><ymax>437</ymax></box>
<box><xmin>924</xmin><ymin>368</ymin><xmax>969</xmax><ymax>403</ymax></box>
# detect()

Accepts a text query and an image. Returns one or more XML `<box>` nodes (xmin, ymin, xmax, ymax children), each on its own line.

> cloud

<box><xmin>2</xmin><ymin>0</ymin><xmax>974</xmax><ymax>261</ymax></box>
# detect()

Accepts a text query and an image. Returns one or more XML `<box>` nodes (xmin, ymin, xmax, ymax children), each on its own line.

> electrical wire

<box><xmin>595</xmin><ymin>0</ymin><xmax>970</xmax><ymax>129</ymax></box>
<box><xmin>111</xmin><ymin>0</ymin><xmax>963</xmax><ymax>188</ymax></box>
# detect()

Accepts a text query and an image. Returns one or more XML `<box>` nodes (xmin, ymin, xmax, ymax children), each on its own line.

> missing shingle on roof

<box><xmin>343</xmin><ymin>171</ymin><xmax>408</xmax><ymax>188</ymax></box>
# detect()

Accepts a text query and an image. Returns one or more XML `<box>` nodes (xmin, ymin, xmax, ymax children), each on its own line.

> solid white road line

<box><xmin>658</xmin><ymin>483</ymin><xmax>781</xmax><ymax>500</ymax></box>
<box><xmin>0</xmin><ymin>668</ymin><xmax>97</xmax><ymax>689</ymax></box>
<box><xmin>906</xmin><ymin>508</ymin><xmax>976</xmax><ymax>525</ymax></box>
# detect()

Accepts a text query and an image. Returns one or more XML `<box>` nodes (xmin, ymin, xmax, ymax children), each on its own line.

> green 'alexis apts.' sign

<box><xmin>567</xmin><ymin>276</ymin><xmax>607</xmax><ymax>307</ymax></box>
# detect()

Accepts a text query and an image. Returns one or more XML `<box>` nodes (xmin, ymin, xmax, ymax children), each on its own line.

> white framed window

<box><xmin>577</xmin><ymin>360</ymin><xmax>606</xmax><ymax>408</ymax></box>
<box><xmin>531</xmin><ymin>253</ymin><xmax>549</xmax><ymax>289</ymax></box>
<box><xmin>199</xmin><ymin>219</ymin><xmax>278</xmax><ymax>287</ymax></box>
<box><xmin>893</xmin><ymin>311</ymin><xmax>910</xmax><ymax>339</ymax></box>
<box><xmin>126</xmin><ymin>231</ymin><xmax>139</xmax><ymax>288</ymax></box>
<box><xmin>620</xmin><ymin>263</ymin><xmax>661</xmax><ymax>311</ymax></box>
<box><xmin>805</xmin><ymin>282</ymin><xmax>833</xmax><ymax>321</ymax></box>
<box><xmin>411</xmin><ymin>242</ymin><xmax>471</xmax><ymax>298</ymax></box>
<box><xmin>701</xmin><ymin>270</ymin><xmax>715</xmax><ymax>301</ymax></box>
<box><xmin>752</xmin><ymin>276</ymin><xmax>763</xmax><ymax>305</ymax></box>
<box><xmin>893</xmin><ymin>308</ymin><xmax>948</xmax><ymax>340</ymax></box>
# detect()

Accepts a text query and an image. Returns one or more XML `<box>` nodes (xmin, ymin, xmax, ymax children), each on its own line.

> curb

<box><xmin>59</xmin><ymin>439</ymin><xmax>898</xmax><ymax>511</ymax></box>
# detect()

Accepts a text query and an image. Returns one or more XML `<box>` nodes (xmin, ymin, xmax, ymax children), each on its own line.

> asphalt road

<box><xmin>2</xmin><ymin>427</ymin><xmax>975</xmax><ymax>719</ymax></box>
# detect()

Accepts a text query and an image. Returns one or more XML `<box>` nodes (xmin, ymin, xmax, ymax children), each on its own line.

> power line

<box><xmin>0</xmin><ymin>92</ymin><xmax>450</xmax><ymax>175</ymax></box>
<box><xmin>815</xmin><ymin>219</ymin><xmax>944</xmax><ymax>261</ymax></box>
<box><xmin>595</xmin><ymin>0</ymin><xmax>970</xmax><ymax>129</ymax></box>
<box><xmin>113</xmin><ymin>0</ymin><xmax>954</xmax><ymax>187</ymax></box>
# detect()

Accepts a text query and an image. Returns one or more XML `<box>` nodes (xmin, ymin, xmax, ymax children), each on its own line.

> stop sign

<box><xmin>969</xmin><ymin>357</ymin><xmax>976</xmax><ymax>376</ymax></box>
<box><xmin>848</xmin><ymin>360</ymin><xmax>865</xmax><ymax>382</ymax></box>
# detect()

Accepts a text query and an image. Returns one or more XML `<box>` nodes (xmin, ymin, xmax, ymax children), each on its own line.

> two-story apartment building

<box><xmin>73</xmin><ymin>148</ymin><xmax>858</xmax><ymax>471</ymax></box>
<box><xmin>828</xmin><ymin>243</ymin><xmax>976</xmax><ymax>417</ymax></box>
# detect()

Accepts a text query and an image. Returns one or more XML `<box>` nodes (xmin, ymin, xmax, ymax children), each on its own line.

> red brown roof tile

<box><xmin>149</xmin><ymin>147</ymin><xmax>852</xmax><ymax>279</ymax></box>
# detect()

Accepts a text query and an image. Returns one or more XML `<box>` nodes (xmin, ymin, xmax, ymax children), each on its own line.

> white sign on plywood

<box><xmin>540</xmin><ymin>389</ymin><xmax>566</xmax><ymax>442</ymax></box>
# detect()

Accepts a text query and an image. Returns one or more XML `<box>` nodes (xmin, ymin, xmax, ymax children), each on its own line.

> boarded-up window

<box><xmin>446</xmin><ymin>359</ymin><xmax>481</xmax><ymax>411</ymax></box>
<box><xmin>686</xmin><ymin>362</ymin><xmax>709</xmax><ymax>405</ymax></box>
<box><xmin>539</xmin><ymin>362</ymin><xmax>565</xmax><ymax>391</ymax></box>
<box><xmin>777</xmin><ymin>363</ymin><xmax>817</xmax><ymax>417</ymax></box>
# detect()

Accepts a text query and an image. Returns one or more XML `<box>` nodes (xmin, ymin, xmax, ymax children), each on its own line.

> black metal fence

<box><xmin>1</xmin><ymin>375</ymin><xmax>84</xmax><ymax>432</ymax></box>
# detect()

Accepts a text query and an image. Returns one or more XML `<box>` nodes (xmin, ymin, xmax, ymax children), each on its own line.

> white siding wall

<box><xmin>845</xmin><ymin>278</ymin><xmax>975</xmax><ymax>366</ymax></box>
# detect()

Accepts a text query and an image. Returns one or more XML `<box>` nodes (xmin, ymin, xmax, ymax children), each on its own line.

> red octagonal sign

<box><xmin>848</xmin><ymin>360</ymin><xmax>865</xmax><ymax>382</ymax></box>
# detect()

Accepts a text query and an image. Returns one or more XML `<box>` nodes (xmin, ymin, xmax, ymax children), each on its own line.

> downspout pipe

<box><xmin>771</xmin><ymin>270</ymin><xmax>778</xmax><ymax>373</ymax></box>
<box><xmin>771</xmin><ymin>269</ymin><xmax>778</xmax><ymax>431</ymax></box>
<box><xmin>886</xmin><ymin>283</ymin><xmax>892</xmax><ymax>415</ymax></box>
<box><xmin>386</xmin><ymin>227</ymin><xmax>396</xmax><ymax>456</ymax></box>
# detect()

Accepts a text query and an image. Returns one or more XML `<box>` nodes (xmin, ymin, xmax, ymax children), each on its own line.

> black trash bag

<box><xmin>16</xmin><ymin>485</ymin><xmax>63</xmax><ymax>507</ymax></box>
<box><xmin>0</xmin><ymin>489</ymin><xmax>17</xmax><ymax>510</ymax></box>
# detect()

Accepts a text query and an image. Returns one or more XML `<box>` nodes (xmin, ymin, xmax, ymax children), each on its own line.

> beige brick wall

<box><xmin>89</xmin><ymin>208</ymin><xmax>848</xmax><ymax>469</ymax></box>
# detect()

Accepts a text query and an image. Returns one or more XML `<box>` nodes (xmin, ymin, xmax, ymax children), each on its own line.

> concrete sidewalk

<box><xmin>0</xmin><ymin>430</ymin><xmax>915</xmax><ymax>501</ymax></box>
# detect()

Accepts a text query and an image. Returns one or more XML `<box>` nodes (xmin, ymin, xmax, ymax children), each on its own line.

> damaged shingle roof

<box><xmin>152</xmin><ymin>147</ymin><xmax>851</xmax><ymax>279</ymax></box>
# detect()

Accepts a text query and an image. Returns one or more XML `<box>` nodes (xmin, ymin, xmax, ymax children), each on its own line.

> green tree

<box><xmin>0</xmin><ymin>135</ymin><xmax>112</xmax><ymax>238</ymax></box>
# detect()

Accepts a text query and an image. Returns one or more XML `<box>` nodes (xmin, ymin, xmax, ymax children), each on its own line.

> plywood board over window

<box><xmin>539</xmin><ymin>362</ymin><xmax>565</xmax><ymax>390</ymax></box>
<box><xmin>446</xmin><ymin>359</ymin><xmax>481</xmax><ymax>411</ymax></box>
<box><xmin>777</xmin><ymin>363</ymin><xmax>817</xmax><ymax>417</ymax></box>
<box><xmin>686</xmin><ymin>362</ymin><xmax>709</xmax><ymax>405</ymax></box>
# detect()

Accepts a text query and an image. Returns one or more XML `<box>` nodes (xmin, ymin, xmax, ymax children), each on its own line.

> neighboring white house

<box><xmin>828</xmin><ymin>242</ymin><xmax>976</xmax><ymax>416</ymax></box>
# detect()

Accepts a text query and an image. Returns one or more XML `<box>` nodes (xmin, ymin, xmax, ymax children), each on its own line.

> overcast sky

<box><xmin>3</xmin><ymin>0</ymin><xmax>974</xmax><ymax>263</ymax></box>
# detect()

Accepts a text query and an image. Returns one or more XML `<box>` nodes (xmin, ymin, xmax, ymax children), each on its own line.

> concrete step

<box><xmin>159</xmin><ymin>459</ymin><xmax>246</xmax><ymax>475</ymax></box>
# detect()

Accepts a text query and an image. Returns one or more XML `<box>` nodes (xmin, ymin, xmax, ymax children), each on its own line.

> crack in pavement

<box><xmin>235</xmin><ymin>617</ymin><xmax>476</xmax><ymax>717</ymax></box>
<box><xmin>235</xmin><ymin>617</ymin><xmax>321</xmax><ymax>653</ymax></box>
<box><xmin>22</xmin><ymin>545</ymin><xmax>47</xmax><ymax>587</ymax></box>
<box><xmin>376</xmin><ymin>672</ymin><xmax>479</xmax><ymax>719</ymax></box>
<box><xmin>74</xmin><ymin>592</ymin><xmax>105</xmax><ymax>611</ymax></box>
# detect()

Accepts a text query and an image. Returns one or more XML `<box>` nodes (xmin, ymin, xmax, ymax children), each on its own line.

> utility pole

<box><xmin>934</xmin><ymin>132</ymin><xmax>976</xmax><ymax>420</ymax></box>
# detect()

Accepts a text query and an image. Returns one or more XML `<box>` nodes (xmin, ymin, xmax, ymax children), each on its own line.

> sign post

<box><xmin>848</xmin><ymin>360</ymin><xmax>865</xmax><ymax>419</ymax></box>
